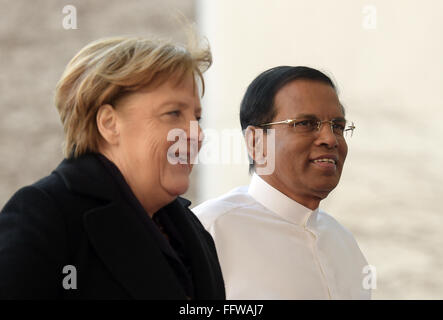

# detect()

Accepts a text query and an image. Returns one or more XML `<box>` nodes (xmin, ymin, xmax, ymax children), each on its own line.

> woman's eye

<box><xmin>167</xmin><ymin>110</ymin><xmax>181</xmax><ymax>117</ymax></box>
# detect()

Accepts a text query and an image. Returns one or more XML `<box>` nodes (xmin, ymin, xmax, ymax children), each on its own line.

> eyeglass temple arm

<box><xmin>258</xmin><ymin>119</ymin><xmax>295</xmax><ymax>127</ymax></box>
<box><xmin>259</xmin><ymin>119</ymin><xmax>356</xmax><ymax>131</ymax></box>
<box><xmin>344</xmin><ymin>122</ymin><xmax>355</xmax><ymax>131</ymax></box>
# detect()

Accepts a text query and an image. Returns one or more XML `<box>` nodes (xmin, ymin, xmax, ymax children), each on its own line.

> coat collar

<box><xmin>54</xmin><ymin>153</ymin><xmax>198</xmax><ymax>299</ymax></box>
<box><xmin>54</xmin><ymin>153</ymin><xmax>118</xmax><ymax>201</ymax></box>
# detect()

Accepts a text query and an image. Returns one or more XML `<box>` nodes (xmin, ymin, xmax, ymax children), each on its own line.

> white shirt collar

<box><xmin>247</xmin><ymin>173</ymin><xmax>317</xmax><ymax>226</ymax></box>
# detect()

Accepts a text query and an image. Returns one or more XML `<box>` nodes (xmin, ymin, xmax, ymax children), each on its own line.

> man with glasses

<box><xmin>194</xmin><ymin>66</ymin><xmax>370</xmax><ymax>299</ymax></box>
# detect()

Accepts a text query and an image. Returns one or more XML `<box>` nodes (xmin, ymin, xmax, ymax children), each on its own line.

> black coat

<box><xmin>0</xmin><ymin>154</ymin><xmax>225</xmax><ymax>299</ymax></box>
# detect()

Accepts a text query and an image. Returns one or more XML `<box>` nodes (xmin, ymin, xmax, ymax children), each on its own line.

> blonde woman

<box><xmin>0</xmin><ymin>36</ymin><xmax>225</xmax><ymax>300</ymax></box>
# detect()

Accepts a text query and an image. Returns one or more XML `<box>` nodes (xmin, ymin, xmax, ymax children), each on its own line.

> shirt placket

<box><xmin>304</xmin><ymin>226</ymin><xmax>332</xmax><ymax>299</ymax></box>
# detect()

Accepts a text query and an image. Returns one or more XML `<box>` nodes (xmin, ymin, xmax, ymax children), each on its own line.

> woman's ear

<box><xmin>96</xmin><ymin>104</ymin><xmax>119</xmax><ymax>145</ymax></box>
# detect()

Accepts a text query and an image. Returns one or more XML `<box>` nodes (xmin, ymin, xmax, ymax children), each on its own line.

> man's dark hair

<box><xmin>239</xmin><ymin>66</ymin><xmax>340</xmax><ymax>173</ymax></box>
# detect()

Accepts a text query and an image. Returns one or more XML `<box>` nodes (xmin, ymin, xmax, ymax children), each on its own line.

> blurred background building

<box><xmin>1</xmin><ymin>0</ymin><xmax>442</xmax><ymax>299</ymax></box>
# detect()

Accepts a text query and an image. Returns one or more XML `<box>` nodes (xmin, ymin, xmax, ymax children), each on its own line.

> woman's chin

<box><xmin>159</xmin><ymin>161</ymin><xmax>195</xmax><ymax>198</ymax></box>
<box><xmin>164</xmin><ymin>177</ymin><xmax>190</xmax><ymax>197</ymax></box>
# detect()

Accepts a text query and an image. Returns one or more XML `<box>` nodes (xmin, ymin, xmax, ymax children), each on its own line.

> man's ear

<box><xmin>245</xmin><ymin>125</ymin><xmax>266</xmax><ymax>162</ymax></box>
<box><xmin>96</xmin><ymin>104</ymin><xmax>119</xmax><ymax>145</ymax></box>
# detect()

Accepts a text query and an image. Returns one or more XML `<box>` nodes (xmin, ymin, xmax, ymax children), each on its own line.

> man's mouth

<box><xmin>312</xmin><ymin>158</ymin><xmax>336</xmax><ymax>164</ymax></box>
<box><xmin>310</xmin><ymin>155</ymin><xmax>338</xmax><ymax>170</ymax></box>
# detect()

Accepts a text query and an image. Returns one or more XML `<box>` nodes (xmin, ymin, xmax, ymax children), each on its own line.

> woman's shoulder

<box><xmin>0</xmin><ymin>172</ymin><xmax>67</xmax><ymax>228</ymax></box>
<box><xmin>0</xmin><ymin>155</ymin><xmax>102</xmax><ymax>227</ymax></box>
<box><xmin>0</xmin><ymin>174</ymin><xmax>70</xmax><ymax>299</ymax></box>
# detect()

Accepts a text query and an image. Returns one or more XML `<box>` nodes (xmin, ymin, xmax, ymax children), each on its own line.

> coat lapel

<box><xmin>55</xmin><ymin>154</ymin><xmax>188</xmax><ymax>299</ymax></box>
<box><xmin>83</xmin><ymin>201</ymin><xmax>187</xmax><ymax>299</ymax></box>
<box><xmin>165</xmin><ymin>200</ymin><xmax>224</xmax><ymax>299</ymax></box>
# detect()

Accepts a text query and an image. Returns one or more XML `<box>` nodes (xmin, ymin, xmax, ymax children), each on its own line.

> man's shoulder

<box><xmin>316</xmin><ymin>210</ymin><xmax>364</xmax><ymax>249</ymax></box>
<box><xmin>317</xmin><ymin>210</ymin><xmax>351</xmax><ymax>234</ymax></box>
<box><xmin>192</xmin><ymin>186</ymin><xmax>255</xmax><ymax>227</ymax></box>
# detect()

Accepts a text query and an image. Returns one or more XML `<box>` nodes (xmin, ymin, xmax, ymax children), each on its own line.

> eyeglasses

<box><xmin>257</xmin><ymin>118</ymin><xmax>355</xmax><ymax>138</ymax></box>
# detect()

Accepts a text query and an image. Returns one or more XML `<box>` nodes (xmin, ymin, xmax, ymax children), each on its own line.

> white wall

<box><xmin>196</xmin><ymin>0</ymin><xmax>443</xmax><ymax>299</ymax></box>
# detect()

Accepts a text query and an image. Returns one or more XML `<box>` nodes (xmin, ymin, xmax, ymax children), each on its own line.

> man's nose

<box><xmin>315</xmin><ymin>122</ymin><xmax>338</xmax><ymax>148</ymax></box>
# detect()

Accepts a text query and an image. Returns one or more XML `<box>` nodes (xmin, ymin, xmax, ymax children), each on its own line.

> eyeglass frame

<box><xmin>256</xmin><ymin>118</ymin><xmax>355</xmax><ymax>137</ymax></box>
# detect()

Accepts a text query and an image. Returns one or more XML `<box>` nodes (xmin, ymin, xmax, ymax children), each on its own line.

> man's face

<box><xmin>261</xmin><ymin>79</ymin><xmax>348</xmax><ymax>207</ymax></box>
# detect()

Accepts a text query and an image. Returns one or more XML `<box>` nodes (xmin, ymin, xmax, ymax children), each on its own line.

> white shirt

<box><xmin>194</xmin><ymin>174</ymin><xmax>371</xmax><ymax>300</ymax></box>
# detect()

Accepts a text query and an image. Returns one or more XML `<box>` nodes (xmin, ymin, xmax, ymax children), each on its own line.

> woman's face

<box><xmin>110</xmin><ymin>73</ymin><xmax>202</xmax><ymax>214</ymax></box>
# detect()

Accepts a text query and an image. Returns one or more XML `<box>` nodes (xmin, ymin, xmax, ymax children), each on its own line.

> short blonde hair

<box><xmin>55</xmin><ymin>35</ymin><xmax>212</xmax><ymax>158</ymax></box>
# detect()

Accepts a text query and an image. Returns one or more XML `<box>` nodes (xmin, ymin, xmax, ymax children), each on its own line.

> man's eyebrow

<box><xmin>295</xmin><ymin>114</ymin><xmax>347</xmax><ymax>121</ymax></box>
<box><xmin>294</xmin><ymin>114</ymin><xmax>318</xmax><ymax>119</ymax></box>
<box><xmin>332</xmin><ymin>116</ymin><xmax>347</xmax><ymax>122</ymax></box>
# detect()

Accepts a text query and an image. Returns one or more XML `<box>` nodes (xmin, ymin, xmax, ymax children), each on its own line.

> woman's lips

<box><xmin>169</xmin><ymin>152</ymin><xmax>193</xmax><ymax>172</ymax></box>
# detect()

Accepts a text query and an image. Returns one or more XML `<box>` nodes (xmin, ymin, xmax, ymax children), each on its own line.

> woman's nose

<box><xmin>185</xmin><ymin>120</ymin><xmax>203</xmax><ymax>153</ymax></box>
